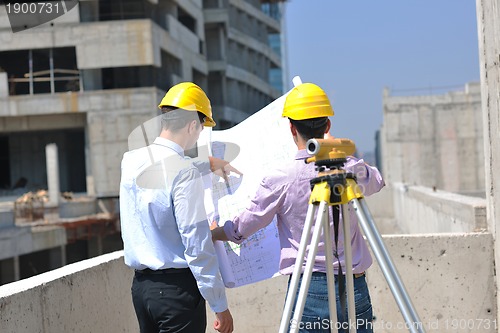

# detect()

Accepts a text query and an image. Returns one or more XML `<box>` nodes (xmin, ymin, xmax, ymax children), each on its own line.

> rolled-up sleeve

<box><xmin>223</xmin><ymin>177</ymin><xmax>285</xmax><ymax>244</ymax></box>
<box><xmin>172</xmin><ymin>166</ymin><xmax>228</xmax><ymax>313</ymax></box>
<box><xmin>345</xmin><ymin>156</ymin><xmax>385</xmax><ymax>196</ymax></box>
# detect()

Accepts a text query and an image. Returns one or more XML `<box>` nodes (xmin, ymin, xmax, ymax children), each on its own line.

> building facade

<box><xmin>0</xmin><ymin>0</ymin><xmax>286</xmax><ymax>284</ymax></box>
<box><xmin>0</xmin><ymin>0</ymin><xmax>285</xmax><ymax>197</ymax></box>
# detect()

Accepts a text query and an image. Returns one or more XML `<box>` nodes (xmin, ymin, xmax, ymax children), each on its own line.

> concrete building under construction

<box><xmin>0</xmin><ymin>0</ymin><xmax>286</xmax><ymax>285</ymax></box>
<box><xmin>2</xmin><ymin>1</ymin><xmax>500</xmax><ymax>331</ymax></box>
<box><xmin>380</xmin><ymin>82</ymin><xmax>484</xmax><ymax>196</ymax></box>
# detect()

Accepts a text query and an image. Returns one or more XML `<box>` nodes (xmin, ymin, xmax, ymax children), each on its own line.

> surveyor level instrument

<box><xmin>279</xmin><ymin>138</ymin><xmax>425</xmax><ymax>333</ymax></box>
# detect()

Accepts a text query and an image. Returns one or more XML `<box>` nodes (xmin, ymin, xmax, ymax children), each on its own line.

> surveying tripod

<box><xmin>278</xmin><ymin>138</ymin><xmax>425</xmax><ymax>333</ymax></box>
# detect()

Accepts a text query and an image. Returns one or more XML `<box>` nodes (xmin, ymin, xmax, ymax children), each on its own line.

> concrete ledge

<box><xmin>0</xmin><ymin>233</ymin><xmax>494</xmax><ymax>332</ymax></box>
<box><xmin>0</xmin><ymin>225</ymin><xmax>66</xmax><ymax>261</ymax></box>
<box><xmin>369</xmin><ymin>232</ymin><xmax>495</xmax><ymax>332</ymax></box>
<box><xmin>0</xmin><ymin>251</ymin><xmax>138</xmax><ymax>333</ymax></box>
<box><xmin>59</xmin><ymin>199</ymin><xmax>97</xmax><ymax>219</ymax></box>
<box><xmin>392</xmin><ymin>183</ymin><xmax>487</xmax><ymax>233</ymax></box>
<box><xmin>0</xmin><ymin>87</ymin><xmax>159</xmax><ymax>118</ymax></box>
<box><xmin>224</xmin><ymin>232</ymin><xmax>497</xmax><ymax>332</ymax></box>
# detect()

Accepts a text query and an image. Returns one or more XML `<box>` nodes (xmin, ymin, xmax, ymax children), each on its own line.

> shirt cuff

<box><xmin>223</xmin><ymin>220</ymin><xmax>245</xmax><ymax>244</ymax></box>
<box><xmin>210</xmin><ymin>299</ymin><xmax>229</xmax><ymax>313</ymax></box>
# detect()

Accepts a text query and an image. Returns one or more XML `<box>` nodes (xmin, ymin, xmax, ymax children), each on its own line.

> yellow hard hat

<box><xmin>158</xmin><ymin>82</ymin><xmax>216</xmax><ymax>127</ymax></box>
<box><xmin>282</xmin><ymin>83</ymin><xmax>334</xmax><ymax>120</ymax></box>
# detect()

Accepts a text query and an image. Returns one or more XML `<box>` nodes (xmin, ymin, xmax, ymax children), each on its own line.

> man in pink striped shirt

<box><xmin>212</xmin><ymin>83</ymin><xmax>385</xmax><ymax>333</ymax></box>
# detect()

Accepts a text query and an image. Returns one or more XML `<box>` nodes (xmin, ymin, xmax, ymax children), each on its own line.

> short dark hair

<box><xmin>290</xmin><ymin>117</ymin><xmax>329</xmax><ymax>141</ymax></box>
<box><xmin>160</xmin><ymin>106</ymin><xmax>204</xmax><ymax>132</ymax></box>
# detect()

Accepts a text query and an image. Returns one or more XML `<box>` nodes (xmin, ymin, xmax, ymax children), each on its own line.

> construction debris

<box><xmin>14</xmin><ymin>190</ymin><xmax>47</xmax><ymax>221</ymax></box>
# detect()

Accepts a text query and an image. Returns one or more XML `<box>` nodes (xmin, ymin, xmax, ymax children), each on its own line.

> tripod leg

<box><xmin>322</xmin><ymin>204</ymin><xmax>339</xmax><ymax>333</ymax></box>
<box><xmin>352</xmin><ymin>198</ymin><xmax>425</xmax><ymax>333</ymax></box>
<box><xmin>341</xmin><ymin>204</ymin><xmax>357</xmax><ymax>333</ymax></box>
<box><xmin>279</xmin><ymin>203</ymin><xmax>318</xmax><ymax>333</ymax></box>
<box><xmin>290</xmin><ymin>201</ymin><xmax>328</xmax><ymax>333</ymax></box>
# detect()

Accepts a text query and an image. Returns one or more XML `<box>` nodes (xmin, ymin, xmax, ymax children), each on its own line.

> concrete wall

<box><xmin>0</xmin><ymin>72</ymin><xmax>7</xmax><ymax>98</ymax></box>
<box><xmin>476</xmin><ymin>0</ymin><xmax>500</xmax><ymax>325</ymax></box>
<box><xmin>362</xmin><ymin>183</ymin><xmax>486</xmax><ymax>235</ymax></box>
<box><xmin>381</xmin><ymin>83</ymin><xmax>484</xmax><ymax>193</ymax></box>
<box><xmin>85</xmin><ymin>88</ymin><xmax>161</xmax><ymax>196</ymax></box>
<box><xmin>391</xmin><ymin>183</ymin><xmax>487</xmax><ymax>234</ymax></box>
<box><xmin>0</xmin><ymin>251</ymin><xmax>137</xmax><ymax>333</ymax></box>
<box><xmin>76</xmin><ymin>20</ymin><xmax>157</xmax><ymax>69</ymax></box>
<box><xmin>368</xmin><ymin>233</ymin><xmax>495</xmax><ymax>333</ymax></box>
<box><xmin>0</xmin><ymin>233</ymin><xmax>495</xmax><ymax>333</ymax></box>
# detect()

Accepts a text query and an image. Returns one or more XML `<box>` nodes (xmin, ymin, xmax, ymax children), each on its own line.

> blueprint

<box><xmin>204</xmin><ymin>91</ymin><xmax>298</xmax><ymax>288</ymax></box>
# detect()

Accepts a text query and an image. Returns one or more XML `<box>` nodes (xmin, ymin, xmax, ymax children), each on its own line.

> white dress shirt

<box><xmin>119</xmin><ymin>137</ymin><xmax>228</xmax><ymax>313</ymax></box>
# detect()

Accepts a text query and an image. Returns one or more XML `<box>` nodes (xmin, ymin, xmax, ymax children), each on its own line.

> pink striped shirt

<box><xmin>223</xmin><ymin>149</ymin><xmax>385</xmax><ymax>275</ymax></box>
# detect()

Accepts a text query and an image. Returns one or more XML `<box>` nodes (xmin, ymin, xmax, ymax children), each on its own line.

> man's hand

<box><xmin>214</xmin><ymin>308</ymin><xmax>233</xmax><ymax>333</ymax></box>
<box><xmin>208</xmin><ymin>156</ymin><xmax>242</xmax><ymax>178</ymax></box>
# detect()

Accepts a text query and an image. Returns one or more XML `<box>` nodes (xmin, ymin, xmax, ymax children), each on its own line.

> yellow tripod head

<box><xmin>305</xmin><ymin>137</ymin><xmax>362</xmax><ymax>205</ymax></box>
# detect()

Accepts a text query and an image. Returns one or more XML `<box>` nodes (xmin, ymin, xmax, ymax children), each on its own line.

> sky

<box><xmin>284</xmin><ymin>1</ymin><xmax>480</xmax><ymax>154</ymax></box>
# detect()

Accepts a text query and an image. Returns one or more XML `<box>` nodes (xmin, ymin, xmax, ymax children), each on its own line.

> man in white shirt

<box><xmin>120</xmin><ymin>82</ymin><xmax>233</xmax><ymax>333</ymax></box>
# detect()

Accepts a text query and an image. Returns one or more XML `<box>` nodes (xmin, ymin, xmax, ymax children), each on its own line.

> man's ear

<box><xmin>325</xmin><ymin>118</ymin><xmax>331</xmax><ymax>134</ymax></box>
<box><xmin>187</xmin><ymin>119</ymin><xmax>198</xmax><ymax>133</ymax></box>
<box><xmin>289</xmin><ymin>121</ymin><xmax>298</xmax><ymax>137</ymax></box>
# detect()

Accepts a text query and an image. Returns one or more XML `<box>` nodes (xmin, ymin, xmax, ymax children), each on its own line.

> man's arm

<box><xmin>212</xmin><ymin>225</ymin><xmax>229</xmax><ymax>242</ymax></box>
<box><xmin>345</xmin><ymin>156</ymin><xmax>385</xmax><ymax>196</ymax></box>
<box><xmin>172</xmin><ymin>166</ymin><xmax>233</xmax><ymax>332</ymax></box>
<box><xmin>213</xmin><ymin>177</ymin><xmax>285</xmax><ymax>244</ymax></box>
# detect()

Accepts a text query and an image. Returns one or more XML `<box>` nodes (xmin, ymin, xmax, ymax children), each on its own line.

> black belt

<box><xmin>135</xmin><ymin>268</ymin><xmax>190</xmax><ymax>275</ymax></box>
<box><xmin>307</xmin><ymin>271</ymin><xmax>366</xmax><ymax>278</ymax></box>
<box><xmin>337</xmin><ymin>272</ymin><xmax>365</xmax><ymax>279</ymax></box>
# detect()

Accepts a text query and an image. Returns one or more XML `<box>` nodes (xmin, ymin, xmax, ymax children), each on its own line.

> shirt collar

<box><xmin>153</xmin><ymin>137</ymin><xmax>185</xmax><ymax>157</ymax></box>
<box><xmin>295</xmin><ymin>149</ymin><xmax>311</xmax><ymax>160</ymax></box>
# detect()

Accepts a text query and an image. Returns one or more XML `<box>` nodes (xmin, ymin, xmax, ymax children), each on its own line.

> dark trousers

<box><xmin>131</xmin><ymin>268</ymin><xmax>206</xmax><ymax>333</ymax></box>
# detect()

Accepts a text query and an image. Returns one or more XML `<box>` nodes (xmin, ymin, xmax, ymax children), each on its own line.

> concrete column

<box><xmin>84</xmin><ymin>128</ymin><xmax>96</xmax><ymax>196</ymax></box>
<box><xmin>0</xmin><ymin>72</ymin><xmax>8</xmax><ymax>97</ymax></box>
<box><xmin>97</xmin><ymin>235</ymin><xmax>103</xmax><ymax>255</ymax></box>
<box><xmin>45</xmin><ymin>143</ymin><xmax>60</xmax><ymax>205</ymax></box>
<box><xmin>476</xmin><ymin>0</ymin><xmax>500</xmax><ymax>323</ymax></box>
<box><xmin>61</xmin><ymin>245</ymin><xmax>66</xmax><ymax>266</ymax></box>
<box><xmin>13</xmin><ymin>256</ymin><xmax>20</xmax><ymax>281</ymax></box>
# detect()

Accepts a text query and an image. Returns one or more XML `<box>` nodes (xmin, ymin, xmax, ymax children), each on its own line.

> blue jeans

<box><xmin>288</xmin><ymin>272</ymin><xmax>373</xmax><ymax>333</ymax></box>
